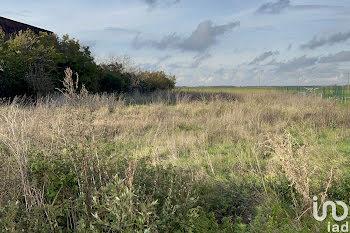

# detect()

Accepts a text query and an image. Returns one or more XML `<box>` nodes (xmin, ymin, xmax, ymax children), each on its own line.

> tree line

<box><xmin>0</xmin><ymin>29</ymin><xmax>176</xmax><ymax>98</ymax></box>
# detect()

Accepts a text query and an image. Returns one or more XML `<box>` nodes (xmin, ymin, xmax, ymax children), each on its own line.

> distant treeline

<box><xmin>0</xmin><ymin>29</ymin><xmax>175</xmax><ymax>98</ymax></box>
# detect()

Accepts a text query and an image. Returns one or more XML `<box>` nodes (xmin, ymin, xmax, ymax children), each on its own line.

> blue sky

<box><xmin>2</xmin><ymin>0</ymin><xmax>350</xmax><ymax>86</ymax></box>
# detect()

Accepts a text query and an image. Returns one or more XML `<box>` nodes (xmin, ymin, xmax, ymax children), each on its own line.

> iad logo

<box><xmin>313</xmin><ymin>196</ymin><xmax>349</xmax><ymax>232</ymax></box>
<box><xmin>313</xmin><ymin>196</ymin><xmax>348</xmax><ymax>221</ymax></box>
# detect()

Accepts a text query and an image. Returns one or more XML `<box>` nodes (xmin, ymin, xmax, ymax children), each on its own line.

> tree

<box><xmin>57</xmin><ymin>35</ymin><xmax>99</xmax><ymax>92</ymax></box>
<box><xmin>0</xmin><ymin>30</ymin><xmax>58</xmax><ymax>97</ymax></box>
<box><xmin>0</xmin><ymin>29</ymin><xmax>176</xmax><ymax>98</ymax></box>
<box><xmin>98</xmin><ymin>61</ymin><xmax>132</xmax><ymax>93</ymax></box>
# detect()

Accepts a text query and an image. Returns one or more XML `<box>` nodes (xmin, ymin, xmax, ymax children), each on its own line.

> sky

<box><xmin>2</xmin><ymin>0</ymin><xmax>350</xmax><ymax>86</ymax></box>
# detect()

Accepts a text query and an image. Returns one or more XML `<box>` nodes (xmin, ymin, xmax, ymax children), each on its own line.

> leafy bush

<box><xmin>138</xmin><ymin>71</ymin><xmax>176</xmax><ymax>92</ymax></box>
<box><xmin>0</xmin><ymin>28</ymin><xmax>176</xmax><ymax>98</ymax></box>
<box><xmin>0</xmin><ymin>142</ymin><xmax>257</xmax><ymax>232</ymax></box>
<box><xmin>98</xmin><ymin>62</ymin><xmax>133</xmax><ymax>93</ymax></box>
<box><xmin>0</xmin><ymin>30</ymin><xmax>58</xmax><ymax>96</ymax></box>
<box><xmin>195</xmin><ymin>178</ymin><xmax>256</xmax><ymax>224</ymax></box>
<box><xmin>133</xmin><ymin>161</ymin><xmax>197</xmax><ymax>232</ymax></box>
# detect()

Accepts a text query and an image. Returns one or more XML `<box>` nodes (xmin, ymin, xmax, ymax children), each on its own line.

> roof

<box><xmin>0</xmin><ymin>16</ymin><xmax>53</xmax><ymax>35</ymax></box>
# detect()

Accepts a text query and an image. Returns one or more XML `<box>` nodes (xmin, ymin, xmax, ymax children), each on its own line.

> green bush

<box><xmin>0</xmin><ymin>28</ymin><xmax>176</xmax><ymax>98</ymax></box>
<box><xmin>138</xmin><ymin>71</ymin><xmax>176</xmax><ymax>92</ymax></box>
<box><xmin>98</xmin><ymin>62</ymin><xmax>133</xmax><ymax>93</ymax></box>
<box><xmin>0</xmin><ymin>143</ymin><xmax>257</xmax><ymax>232</ymax></box>
<box><xmin>90</xmin><ymin>175</ymin><xmax>158</xmax><ymax>232</ymax></box>
<box><xmin>196</xmin><ymin>178</ymin><xmax>256</xmax><ymax>223</ymax></box>
<box><xmin>0</xmin><ymin>30</ymin><xmax>58</xmax><ymax>96</ymax></box>
<box><xmin>29</xmin><ymin>157</ymin><xmax>79</xmax><ymax>203</ymax></box>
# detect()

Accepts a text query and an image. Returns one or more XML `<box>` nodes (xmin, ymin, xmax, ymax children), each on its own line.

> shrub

<box><xmin>0</xmin><ymin>28</ymin><xmax>176</xmax><ymax>98</ymax></box>
<box><xmin>195</xmin><ymin>178</ymin><xmax>256</xmax><ymax>223</ymax></box>
<box><xmin>0</xmin><ymin>30</ymin><xmax>58</xmax><ymax>97</ymax></box>
<box><xmin>138</xmin><ymin>71</ymin><xmax>176</xmax><ymax>92</ymax></box>
<box><xmin>98</xmin><ymin>62</ymin><xmax>132</xmax><ymax>93</ymax></box>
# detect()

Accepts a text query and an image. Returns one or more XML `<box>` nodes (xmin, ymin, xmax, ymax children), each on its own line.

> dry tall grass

<box><xmin>0</xmin><ymin>90</ymin><xmax>349</xmax><ymax>231</ymax></box>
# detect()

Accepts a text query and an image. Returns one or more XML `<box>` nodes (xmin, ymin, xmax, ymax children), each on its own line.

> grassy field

<box><xmin>179</xmin><ymin>86</ymin><xmax>350</xmax><ymax>104</ymax></box>
<box><xmin>177</xmin><ymin>86</ymin><xmax>276</xmax><ymax>93</ymax></box>
<box><xmin>179</xmin><ymin>86</ymin><xmax>350</xmax><ymax>97</ymax></box>
<box><xmin>1</xmin><ymin>90</ymin><xmax>350</xmax><ymax>232</ymax></box>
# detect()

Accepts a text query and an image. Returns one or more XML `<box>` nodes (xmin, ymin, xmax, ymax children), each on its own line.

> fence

<box><xmin>277</xmin><ymin>86</ymin><xmax>350</xmax><ymax>103</ymax></box>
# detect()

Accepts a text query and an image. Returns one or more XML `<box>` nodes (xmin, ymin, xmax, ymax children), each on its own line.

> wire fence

<box><xmin>277</xmin><ymin>86</ymin><xmax>350</xmax><ymax>103</ymax></box>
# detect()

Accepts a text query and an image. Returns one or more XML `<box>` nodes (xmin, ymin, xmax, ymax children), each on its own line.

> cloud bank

<box><xmin>301</xmin><ymin>31</ymin><xmax>350</xmax><ymax>49</ymax></box>
<box><xmin>256</xmin><ymin>0</ymin><xmax>339</xmax><ymax>14</ymax></box>
<box><xmin>276</xmin><ymin>56</ymin><xmax>318</xmax><ymax>72</ymax></box>
<box><xmin>272</xmin><ymin>51</ymin><xmax>350</xmax><ymax>74</ymax></box>
<box><xmin>249</xmin><ymin>51</ymin><xmax>279</xmax><ymax>65</ymax></box>
<box><xmin>319</xmin><ymin>51</ymin><xmax>350</xmax><ymax>63</ymax></box>
<box><xmin>132</xmin><ymin>20</ymin><xmax>240</xmax><ymax>52</ymax></box>
<box><xmin>142</xmin><ymin>0</ymin><xmax>180</xmax><ymax>8</ymax></box>
<box><xmin>256</xmin><ymin>0</ymin><xmax>290</xmax><ymax>14</ymax></box>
